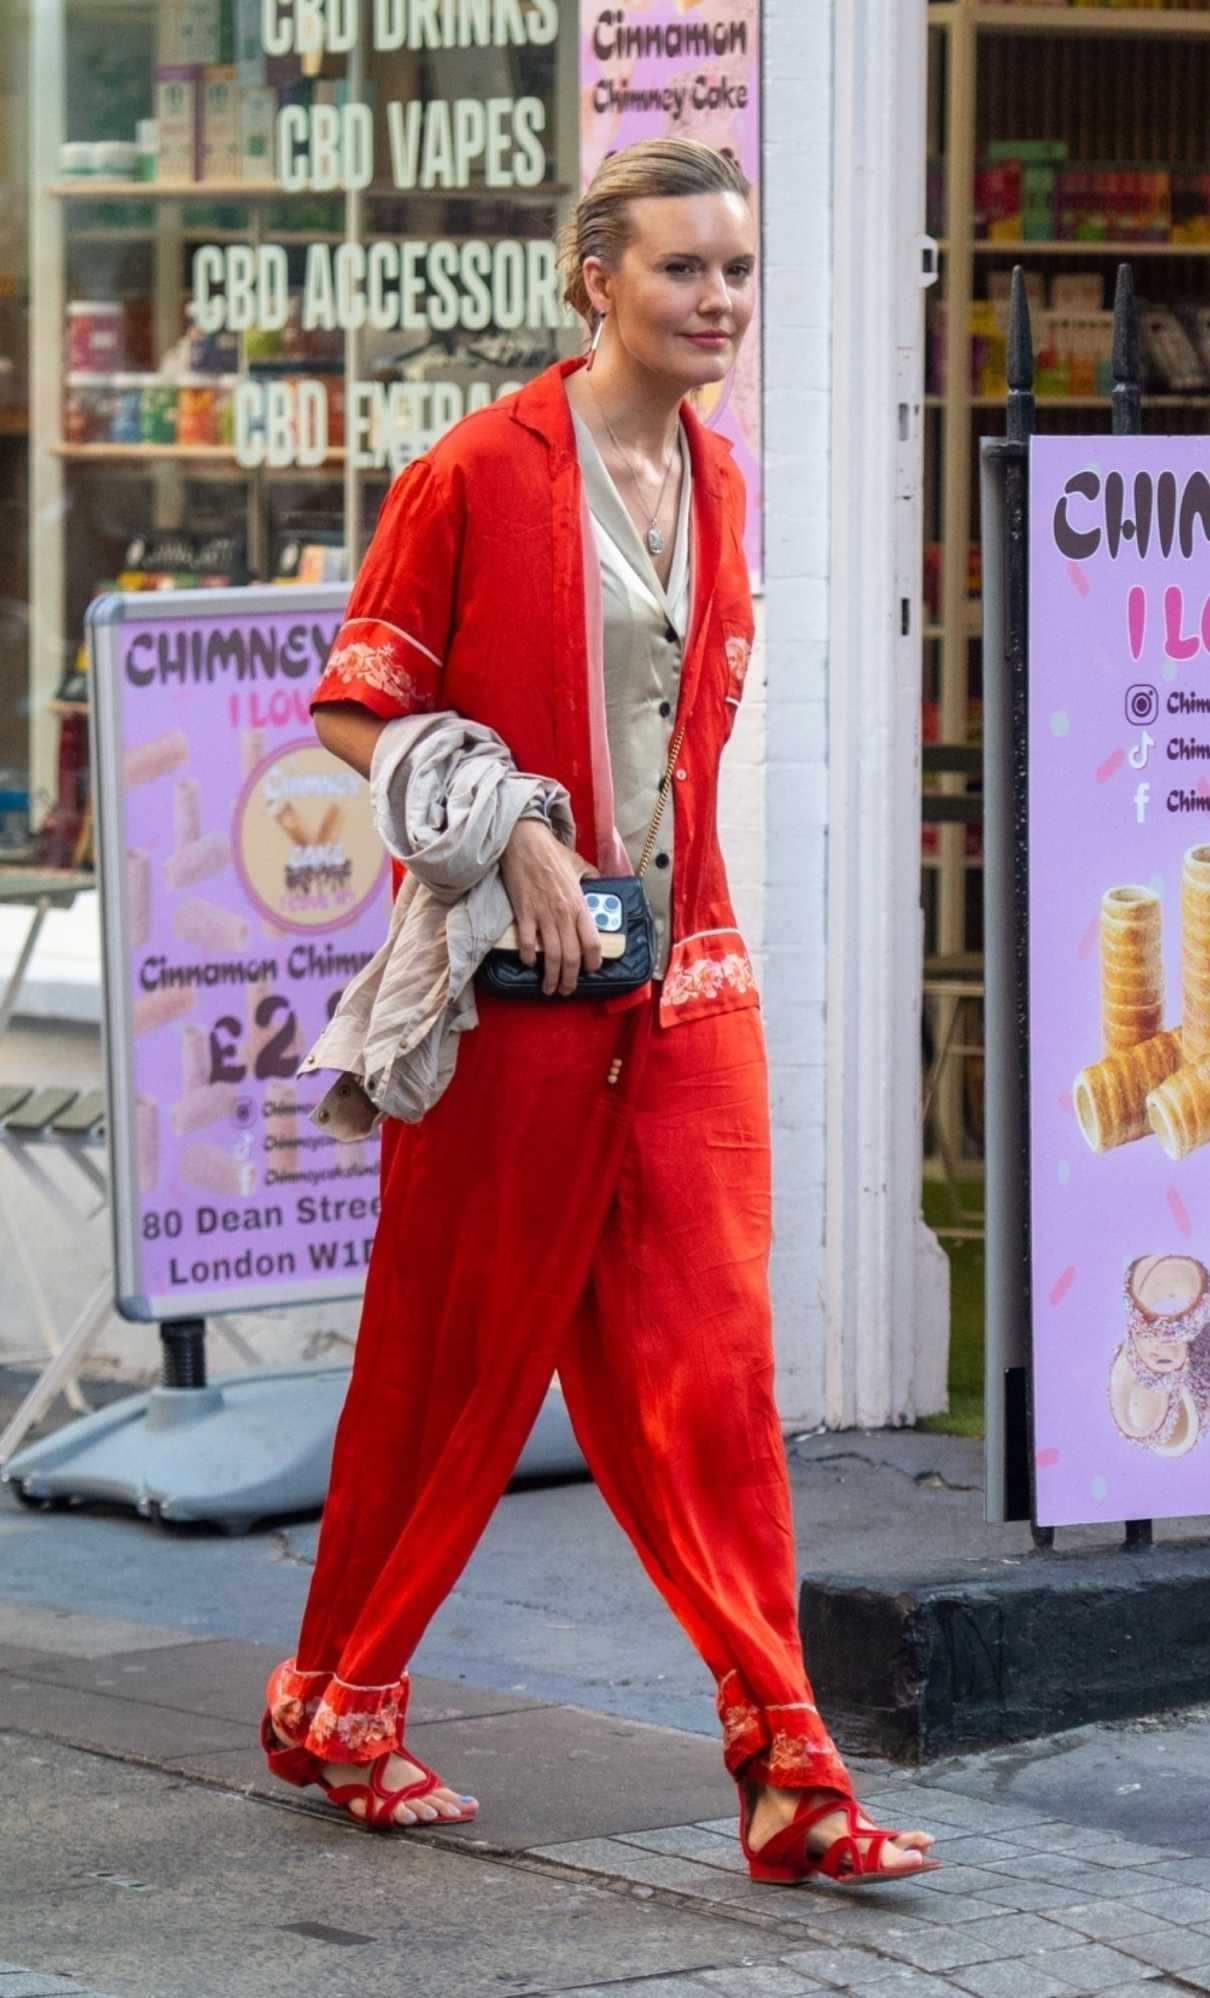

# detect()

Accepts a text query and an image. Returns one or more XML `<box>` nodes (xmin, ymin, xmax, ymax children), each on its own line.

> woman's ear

<box><xmin>581</xmin><ymin>255</ymin><xmax>612</xmax><ymax>322</ymax></box>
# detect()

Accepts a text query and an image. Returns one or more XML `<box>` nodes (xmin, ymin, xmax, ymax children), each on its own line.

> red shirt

<box><xmin>312</xmin><ymin>358</ymin><xmax>758</xmax><ymax>1028</ymax></box>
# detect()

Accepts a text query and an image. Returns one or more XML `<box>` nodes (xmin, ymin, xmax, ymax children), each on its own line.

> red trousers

<box><xmin>267</xmin><ymin>987</ymin><xmax>852</xmax><ymax>1796</ymax></box>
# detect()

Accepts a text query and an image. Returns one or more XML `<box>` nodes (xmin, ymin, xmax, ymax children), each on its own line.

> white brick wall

<box><xmin>717</xmin><ymin>0</ymin><xmax>835</xmax><ymax>1426</ymax></box>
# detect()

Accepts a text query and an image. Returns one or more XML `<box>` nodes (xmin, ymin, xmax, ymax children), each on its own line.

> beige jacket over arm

<box><xmin>298</xmin><ymin>712</ymin><xmax>574</xmax><ymax>1132</ymax></box>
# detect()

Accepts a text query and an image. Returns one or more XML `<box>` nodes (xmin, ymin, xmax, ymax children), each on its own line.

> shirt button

<box><xmin>675</xmin><ymin>769</ymin><xmax>687</xmax><ymax>782</ymax></box>
<box><xmin>655</xmin><ymin>852</ymin><xmax>670</xmax><ymax>870</ymax></box>
<box><xmin>659</xmin><ymin>701</ymin><xmax>671</xmax><ymax>718</ymax></box>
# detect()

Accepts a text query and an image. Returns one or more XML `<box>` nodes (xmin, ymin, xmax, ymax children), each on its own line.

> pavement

<box><xmin>6</xmin><ymin>1373</ymin><xmax>1210</xmax><ymax>1998</ymax></box>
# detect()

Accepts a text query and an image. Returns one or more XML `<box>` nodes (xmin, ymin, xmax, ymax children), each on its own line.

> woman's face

<box><xmin>587</xmin><ymin>191</ymin><xmax>757</xmax><ymax>389</ymax></box>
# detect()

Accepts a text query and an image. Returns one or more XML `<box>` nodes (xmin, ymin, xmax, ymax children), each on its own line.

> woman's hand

<box><xmin>501</xmin><ymin>821</ymin><xmax>602</xmax><ymax>996</ymax></box>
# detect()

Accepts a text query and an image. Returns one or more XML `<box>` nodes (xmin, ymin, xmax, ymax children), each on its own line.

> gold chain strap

<box><xmin>635</xmin><ymin>719</ymin><xmax>687</xmax><ymax>881</ymax></box>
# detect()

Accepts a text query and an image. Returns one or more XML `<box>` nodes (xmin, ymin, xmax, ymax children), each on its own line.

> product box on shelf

<box><xmin>1035</xmin><ymin>310</ymin><xmax>1115</xmax><ymax>398</ymax></box>
<box><xmin>975</xmin><ymin>161</ymin><xmax>1021</xmax><ymax>242</ymax></box>
<box><xmin>987</xmin><ymin>268</ymin><xmax>1046</xmax><ymax>322</ymax></box>
<box><xmin>1056</xmin><ymin>165</ymin><xmax>1171</xmax><ymax>243</ymax></box>
<box><xmin>985</xmin><ymin>140</ymin><xmax>1067</xmax><ymax>243</ymax></box>
<box><xmin>1173</xmin><ymin>170</ymin><xmax>1210</xmax><ymax>245</ymax></box>
<box><xmin>160</xmin><ymin>0</ymin><xmax>224</xmax><ymax>68</ymax></box>
<box><xmin>201</xmin><ymin>65</ymin><xmax>240</xmax><ymax>180</ymax></box>
<box><xmin>1140</xmin><ymin>306</ymin><xmax>1207</xmax><ymax>394</ymax></box>
<box><xmin>1049</xmin><ymin>272</ymin><xmax>1106</xmax><ymax>313</ymax></box>
<box><xmin>234</xmin><ymin>0</ymin><xmax>266</xmax><ymax>85</ymax></box>
<box><xmin>156</xmin><ymin>66</ymin><xmax>201</xmax><ymax>181</ymax></box>
<box><xmin>239</xmin><ymin>85</ymin><xmax>276</xmax><ymax>180</ymax></box>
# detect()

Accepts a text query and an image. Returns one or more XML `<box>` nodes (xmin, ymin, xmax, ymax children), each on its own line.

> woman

<box><xmin>262</xmin><ymin>139</ymin><xmax>938</xmax><ymax>1888</ymax></box>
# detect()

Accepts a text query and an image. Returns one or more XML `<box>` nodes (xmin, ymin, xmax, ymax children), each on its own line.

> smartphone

<box><xmin>583</xmin><ymin>890</ymin><xmax>624</xmax><ymax>933</ymax></box>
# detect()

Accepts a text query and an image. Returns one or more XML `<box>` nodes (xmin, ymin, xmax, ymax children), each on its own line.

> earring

<box><xmin>586</xmin><ymin>313</ymin><xmax>605</xmax><ymax>371</ymax></box>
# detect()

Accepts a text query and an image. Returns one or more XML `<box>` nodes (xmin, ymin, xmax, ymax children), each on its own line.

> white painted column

<box><xmin>824</xmin><ymin>0</ymin><xmax>950</xmax><ymax>1427</ymax></box>
<box><xmin>27</xmin><ymin>0</ymin><xmax>66</xmax><ymax>823</ymax></box>
<box><xmin>753</xmin><ymin>0</ymin><xmax>836</xmax><ymax>1424</ymax></box>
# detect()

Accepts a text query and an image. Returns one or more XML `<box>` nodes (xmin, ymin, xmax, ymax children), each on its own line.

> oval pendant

<box><xmin>646</xmin><ymin>525</ymin><xmax>665</xmax><ymax>556</ymax></box>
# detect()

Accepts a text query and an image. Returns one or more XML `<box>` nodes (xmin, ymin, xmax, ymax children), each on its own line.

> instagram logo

<box><xmin>1125</xmin><ymin>685</ymin><xmax>1159</xmax><ymax>726</ymax></box>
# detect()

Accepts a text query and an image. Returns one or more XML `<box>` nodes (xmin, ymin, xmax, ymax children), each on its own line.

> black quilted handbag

<box><xmin>479</xmin><ymin>875</ymin><xmax>656</xmax><ymax>999</ymax></box>
<box><xmin>480</xmin><ymin>719</ymin><xmax>685</xmax><ymax>1000</ymax></box>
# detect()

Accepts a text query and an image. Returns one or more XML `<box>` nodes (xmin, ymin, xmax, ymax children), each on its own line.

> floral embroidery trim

<box><xmin>308</xmin><ymin>1698</ymin><xmax>404</xmax><ymax>1757</ymax></box>
<box><xmin>322</xmin><ymin>637</ymin><xmax>434</xmax><ymax>713</ymax></box>
<box><xmin>340</xmin><ymin>614</ymin><xmax>441</xmax><ymax>670</ymax></box>
<box><xmin>267</xmin><ymin>1658</ymin><xmax>412</xmax><ymax>1759</ymax></box>
<box><xmin>663</xmin><ymin>949</ymin><xmax>757</xmax><ymax>1010</ymax></box>
<box><xmin>724</xmin><ymin>632</ymin><xmax>751</xmax><ymax>700</ymax></box>
<box><xmin>716</xmin><ymin>1669</ymin><xmax>849</xmax><ymax>1787</ymax></box>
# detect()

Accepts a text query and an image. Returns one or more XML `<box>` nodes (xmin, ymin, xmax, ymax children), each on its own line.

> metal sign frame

<box><xmin>88</xmin><ymin>581</ymin><xmax>380</xmax><ymax>1323</ymax></box>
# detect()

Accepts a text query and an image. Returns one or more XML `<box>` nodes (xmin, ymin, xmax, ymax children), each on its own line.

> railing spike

<box><xmin>1006</xmin><ymin>265</ymin><xmax>1036</xmax><ymax>444</ymax></box>
<box><xmin>1112</xmin><ymin>262</ymin><xmax>1141</xmax><ymax>437</ymax></box>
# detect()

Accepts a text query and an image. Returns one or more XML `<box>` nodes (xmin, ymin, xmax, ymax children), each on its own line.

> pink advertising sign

<box><xmin>1029</xmin><ymin>436</ymin><xmax>1210</xmax><ymax>1525</ymax></box>
<box><xmin>89</xmin><ymin>585</ymin><xmax>387</xmax><ymax>1322</ymax></box>
<box><xmin>580</xmin><ymin>1</ymin><xmax>762</xmax><ymax>580</ymax></box>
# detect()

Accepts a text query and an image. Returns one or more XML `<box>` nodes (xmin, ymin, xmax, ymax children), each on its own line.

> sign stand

<box><xmin>5</xmin><ymin>1350</ymin><xmax>352</xmax><ymax>1532</ymax></box>
<box><xmin>2</xmin><ymin>584</ymin><xmax>586</xmax><ymax>1521</ymax></box>
<box><xmin>985</xmin><ymin>263</ymin><xmax>1210</xmax><ymax>1542</ymax></box>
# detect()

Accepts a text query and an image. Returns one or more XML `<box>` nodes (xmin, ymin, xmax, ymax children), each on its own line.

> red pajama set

<box><xmin>266</xmin><ymin>359</ymin><xmax>852</xmax><ymax>1800</ymax></box>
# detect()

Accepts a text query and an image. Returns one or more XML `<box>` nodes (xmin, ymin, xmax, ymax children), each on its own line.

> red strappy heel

<box><xmin>740</xmin><ymin>1788</ymin><xmax>941</xmax><ymax>1887</ymax></box>
<box><xmin>260</xmin><ymin>1711</ymin><xmax>473</xmax><ymax>1832</ymax></box>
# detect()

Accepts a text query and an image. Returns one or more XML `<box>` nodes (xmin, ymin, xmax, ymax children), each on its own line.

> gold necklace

<box><xmin>587</xmin><ymin>380</ymin><xmax>678</xmax><ymax>557</ymax></box>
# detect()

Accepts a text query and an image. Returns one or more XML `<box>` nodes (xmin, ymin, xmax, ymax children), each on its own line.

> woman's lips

<box><xmin>683</xmin><ymin>332</ymin><xmax>731</xmax><ymax>348</ymax></box>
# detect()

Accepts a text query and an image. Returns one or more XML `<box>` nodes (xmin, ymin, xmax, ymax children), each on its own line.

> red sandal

<box><xmin>260</xmin><ymin>1711</ymin><xmax>474</xmax><ymax>1831</ymax></box>
<box><xmin>740</xmin><ymin>1788</ymin><xmax>941</xmax><ymax>1887</ymax></box>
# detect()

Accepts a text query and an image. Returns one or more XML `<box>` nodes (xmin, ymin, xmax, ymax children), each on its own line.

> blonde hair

<box><xmin>557</xmin><ymin>138</ymin><xmax>751</xmax><ymax>327</ymax></box>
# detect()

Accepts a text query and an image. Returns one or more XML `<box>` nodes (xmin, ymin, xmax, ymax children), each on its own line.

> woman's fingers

<box><xmin>555</xmin><ymin>909</ymin><xmax>583</xmax><ymax>996</ymax></box>
<box><xmin>538</xmin><ymin>909</ymin><xmax>565</xmax><ymax>995</ymax></box>
<box><xmin>577</xmin><ymin>901</ymin><xmax>604</xmax><ymax>974</ymax></box>
<box><xmin>500</xmin><ymin>825</ymin><xmax>608</xmax><ymax>992</ymax></box>
<box><xmin>516</xmin><ymin>910</ymin><xmax>540</xmax><ymax>968</ymax></box>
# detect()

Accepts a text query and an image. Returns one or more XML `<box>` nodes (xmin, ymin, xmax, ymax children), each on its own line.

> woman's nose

<box><xmin>698</xmin><ymin>273</ymin><xmax>732</xmax><ymax>316</ymax></box>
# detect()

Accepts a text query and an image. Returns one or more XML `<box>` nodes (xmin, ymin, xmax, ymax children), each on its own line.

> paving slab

<box><xmin>0</xmin><ymin>1603</ymin><xmax>195</xmax><ymax>1659</ymax></box>
<box><xmin>181</xmin><ymin>1699</ymin><xmax>737</xmax><ymax>1853</ymax></box>
<box><xmin>1041</xmin><ymin>1904</ymin><xmax>1172</xmax><ymax>1941</ymax></box>
<box><xmin>1112</xmin><ymin>1927</ymin><xmax>1210</xmax><ymax>1973</ymax></box>
<box><xmin>0</xmin><ymin>1675</ymin><xmax>255</xmax><ymax>1761</ymax></box>
<box><xmin>695</xmin><ymin>1972</ymin><xmax>826</xmax><ymax>1995</ymax></box>
<box><xmin>0</xmin><ymin>1737</ymin><xmax>814</xmax><ymax>1998</ymax></box>
<box><xmin>1036</xmin><ymin>1941</ymin><xmax>1164</xmax><ymax>1989</ymax></box>
<box><xmin>899</xmin><ymin>1715</ymin><xmax>1210</xmax><ymax>1850</ymax></box>
<box><xmin>3</xmin><ymin>1635</ymin><xmax>545</xmax><ymax>1730</ymax></box>
<box><xmin>946</xmin><ymin>1964</ymin><xmax>1076</xmax><ymax>1998</ymax></box>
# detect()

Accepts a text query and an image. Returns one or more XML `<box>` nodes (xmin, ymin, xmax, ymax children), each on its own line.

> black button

<box><xmin>664</xmin><ymin>623</ymin><xmax>678</xmax><ymax>645</ymax></box>
<box><xmin>655</xmin><ymin>852</ymin><xmax>670</xmax><ymax>870</ymax></box>
<box><xmin>659</xmin><ymin>701</ymin><xmax>671</xmax><ymax>718</ymax></box>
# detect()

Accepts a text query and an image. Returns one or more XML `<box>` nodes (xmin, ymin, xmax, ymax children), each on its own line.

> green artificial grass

<box><xmin>916</xmin><ymin>1179</ymin><xmax>986</xmax><ymax>1437</ymax></box>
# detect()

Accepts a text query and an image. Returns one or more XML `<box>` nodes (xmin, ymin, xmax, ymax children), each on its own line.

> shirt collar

<box><xmin>512</xmin><ymin>358</ymin><xmax>732</xmax><ymax>499</ymax></box>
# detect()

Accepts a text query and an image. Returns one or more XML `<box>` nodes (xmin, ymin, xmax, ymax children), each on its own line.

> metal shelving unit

<box><xmin>924</xmin><ymin>0</ymin><xmax>1210</xmax><ymax>1187</ymax></box>
<box><xmin>27</xmin><ymin>3</ymin><xmax>577</xmax><ymax>817</ymax></box>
